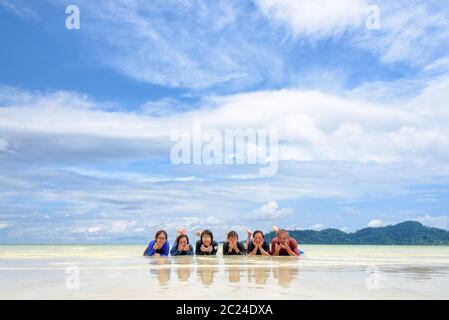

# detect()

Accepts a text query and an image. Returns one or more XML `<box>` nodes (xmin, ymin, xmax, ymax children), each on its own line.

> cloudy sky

<box><xmin>1</xmin><ymin>0</ymin><xmax>449</xmax><ymax>243</ymax></box>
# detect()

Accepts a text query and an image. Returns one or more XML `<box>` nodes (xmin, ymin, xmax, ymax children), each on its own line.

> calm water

<box><xmin>1</xmin><ymin>245</ymin><xmax>448</xmax><ymax>299</ymax></box>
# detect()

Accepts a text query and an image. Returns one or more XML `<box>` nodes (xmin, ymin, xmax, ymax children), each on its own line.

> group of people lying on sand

<box><xmin>143</xmin><ymin>226</ymin><xmax>303</xmax><ymax>257</ymax></box>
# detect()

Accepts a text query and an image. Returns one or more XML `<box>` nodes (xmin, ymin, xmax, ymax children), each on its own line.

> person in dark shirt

<box><xmin>246</xmin><ymin>229</ymin><xmax>270</xmax><ymax>256</ymax></box>
<box><xmin>143</xmin><ymin>230</ymin><xmax>170</xmax><ymax>256</ymax></box>
<box><xmin>170</xmin><ymin>234</ymin><xmax>194</xmax><ymax>256</ymax></box>
<box><xmin>195</xmin><ymin>229</ymin><xmax>218</xmax><ymax>255</ymax></box>
<box><xmin>223</xmin><ymin>230</ymin><xmax>246</xmax><ymax>255</ymax></box>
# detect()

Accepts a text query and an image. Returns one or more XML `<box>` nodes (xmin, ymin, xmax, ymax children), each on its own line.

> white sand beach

<box><xmin>1</xmin><ymin>244</ymin><xmax>448</xmax><ymax>299</ymax></box>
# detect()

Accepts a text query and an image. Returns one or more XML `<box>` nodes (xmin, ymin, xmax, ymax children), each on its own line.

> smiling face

<box><xmin>202</xmin><ymin>234</ymin><xmax>212</xmax><ymax>246</ymax></box>
<box><xmin>228</xmin><ymin>234</ymin><xmax>238</xmax><ymax>244</ymax></box>
<box><xmin>253</xmin><ymin>232</ymin><xmax>264</xmax><ymax>245</ymax></box>
<box><xmin>178</xmin><ymin>237</ymin><xmax>188</xmax><ymax>247</ymax></box>
<box><xmin>156</xmin><ymin>232</ymin><xmax>166</xmax><ymax>246</ymax></box>
<box><xmin>278</xmin><ymin>232</ymin><xmax>289</xmax><ymax>245</ymax></box>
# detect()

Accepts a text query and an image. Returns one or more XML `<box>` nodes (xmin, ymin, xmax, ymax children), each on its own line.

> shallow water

<box><xmin>1</xmin><ymin>245</ymin><xmax>448</xmax><ymax>299</ymax></box>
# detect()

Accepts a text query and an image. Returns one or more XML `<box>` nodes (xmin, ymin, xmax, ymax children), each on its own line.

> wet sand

<box><xmin>1</xmin><ymin>244</ymin><xmax>448</xmax><ymax>299</ymax></box>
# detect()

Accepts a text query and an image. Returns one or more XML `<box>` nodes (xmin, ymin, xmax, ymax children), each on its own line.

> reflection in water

<box><xmin>196</xmin><ymin>257</ymin><xmax>219</xmax><ymax>286</ymax></box>
<box><xmin>175</xmin><ymin>256</ymin><xmax>194</xmax><ymax>282</ymax></box>
<box><xmin>248</xmin><ymin>267</ymin><xmax>271</xmax><ymax>286</ymax></box>
<box><xmin>272</xmin><ymin>258</ymin><xmax>300</xmax><ymax>287</ymax></box>
<box><xmin>3</xmin><ymin>245</ymin><xmax>449</xmax><ymax>299</ymax></box>
<box><xmin>148</xmin><ymin>257</ymin><xmax>172</xmax><ymax>286</ymax></box>
<box><xmin>224</xmin><ymin>257</ymin><xmax>244</xmax><ymax>283</ymax></box>
<box><xmin>147</xmin><ymin>256</ymin><xmax>301</xmax><ymax>288</ymax></box>
<box><xmin>380</xmin><ymin>266</ymin><xmax>445</xmax><ymax>280</ymax></box>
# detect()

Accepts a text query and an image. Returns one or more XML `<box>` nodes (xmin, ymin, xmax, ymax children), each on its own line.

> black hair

<box><xmin>227</xmin><ymin>230</ymin><xmax>239</xmax><ymax>240</ymax></box>
<box><xmin>176</xmin><ymin>234</ymin><xmax>189</xmax><ymax>244</ymax></box>
<box><xmin>252</xmin><ymin>230</ymin><xmax>265</xmax><ymax>239</ymax></box>
<box><xmin>200</xmin><ymin>229</ymin><xmax>214</xmax><ymax>245</ymax></box>
<box><xmin>155</xmin><ymin>229</ymin><xmax>168</xmax><ymax>240</ymax></box>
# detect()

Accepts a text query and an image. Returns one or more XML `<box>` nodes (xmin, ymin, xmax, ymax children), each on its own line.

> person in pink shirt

<box><xmin>271</xmin><ymin>227</ymin><xmax>299</xmax><ymax>256</ymax></box>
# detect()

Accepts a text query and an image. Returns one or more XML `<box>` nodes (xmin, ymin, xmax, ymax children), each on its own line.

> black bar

<box><xmin>0</xmin><ymin>300</ymin><xmax>448</xmax><ymax>318</ymax></box>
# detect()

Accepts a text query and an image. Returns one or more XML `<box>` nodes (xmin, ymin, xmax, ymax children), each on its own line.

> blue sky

<box><xmin>1</xmin><ymin>0</ymin><xmax>449</xmax><ymax>243</ymax></box>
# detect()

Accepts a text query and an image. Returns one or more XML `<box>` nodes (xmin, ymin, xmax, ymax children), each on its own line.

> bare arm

<box><xmin>248</xmin><ymin>247</ymin><xmax>258</xmax><ymax>255</ymax></box>
<box><xmin>259</xmin><ymin>243</ymin><xmax>270</xmax><ymax>256</ymax></box>
<box><xmin>272</xmin><ymin>243</ymin><xmax>281</xmax><ymax>256</ymax></box>
<box><xmin>285</xmin><ymin>245</ymin><xmax>298</xmax><ymax>256</ymax></box>
<box><xmin>247</xmin><ymin>242</ymin><xmax>258</xmax><ymax>256</ymax></box>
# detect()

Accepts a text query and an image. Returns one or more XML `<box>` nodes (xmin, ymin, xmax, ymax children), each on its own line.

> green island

<box><xmin>264</xmin><ymin>221</ymin><xmax>449</xmax><ymax>245</ymax></box>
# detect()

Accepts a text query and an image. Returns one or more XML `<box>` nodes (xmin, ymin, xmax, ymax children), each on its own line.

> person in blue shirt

<box><xmin>170</xmin><ymin>234</ymin><xmax>194</xmax><ymax>256</ymax></box>
<box><xmin>143</xmin><ymin>230</ymin><xmax>170</xmax><ymax>256</ymax></box>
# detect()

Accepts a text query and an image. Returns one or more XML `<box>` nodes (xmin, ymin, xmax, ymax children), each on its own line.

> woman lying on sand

<box><xmin>195</xmin><ymin>229</ymin><xmax>219</xmax><ymax>255</ymax></box>
<box><xmin>223</xmin><ymin>230</ymin><xmax>246</xmax><ymax>255</ymax></box>
<box><xmin>246</xmin><ymin>229</ymin><xmax>270</xmax><ymax>256</ymax></box>
<box><xmin>170</xmin><ymin>234</ymin><xmax>194</xmax><ymax>256</ymax></box>
<box><xmin>143</xmin><ymin>230</ymin><xmax>169</xmax><ymax>256</ymax></box>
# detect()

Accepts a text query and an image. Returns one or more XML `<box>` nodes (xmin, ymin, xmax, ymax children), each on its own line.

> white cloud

<box><xmin>251</xmin><ymin>201</ymin><xmax>293</xmax><ymax>221</ymax></box>
<box><xmin>2</xmin><ymin>74</ymin><xmax>449</xmax><ymax>241</ymax></box>
<box><xmin>283</xmin><ymin>224</ymin><xmax>301</xmax><ymax>230</ymax></box>
<box><xmin>2</xmin><ymin>1</ymin><xmax>449</xmax><ymax>243</ymax></box>
<box><xmin>71</xmin><ymin>226</ymin><xmax>103</xmax><ymax>234</ymax></box>
<box><xmin>87</xmin><ymin>226</ymin><xmax>102</xmax><ymax>233</ymax></box>
<box><xmin>0</xmin><ymin>0</ymin><xmax>38</xmax><ymax>18</ymax></box>
<box><xmin>159</xmin><ymin>216</ymin><xmax>231</xmax><ymax>240</ymax></box>
<box><xmin>414</xmin><ymin>215</ymin><xmax>449</xmax><ymax>230</ymax></box>
<box><xmin>310</xmin><ymin>223</ymin><xmax>326</xmax><ymax>231</ymax></box>
<box><xmin>71</xmin><ymin>220</ymin><xmax>143</xmax><ymax>235</ymax></box>
<box><xmin>139</xmin><ymin>98</ymin><xmax>184</xmax><ymax>117</ymax></box>
<box><xmin>254</xmin><ymin>0</ymin><xmax>449</xmax><ymax>66</ymax></box>
<box><xmin>0</xmin><ymin>222</ymin><xmax>9</xmax><ymax>229</ymax></box>
<box><xmin>424</xmin><ymin>56</ymin><xmax>449</xmax><ymax>74</ymax></box>
<box><xmin>7</xmin><ymin>1</ymin><xmax>448</xmax><ymax>89</ymax></box>
<box><xmin>110</xmin><ymin>220</ymin><xmax>138</xmax><ymax>233</ymax></box>
<box><xmin>3</xmin><ymin>75</ymin><xmax>449</xmax><ymax>165</ymax></box>
<box><xmin>75</xmin><ymin>0</ymin><xmax>282</xmax><ymax>89</ymax></box>
<box><xmin>355</xmin><ymin>2</ymin><xmax>449</xmax><ymax>66</ymax></box>
<box><xmin>367</xmin><ymin>219</ymin><xmax>384</xmax><ymax>228</ymax></box>
<box><xmin>254</xmin><ymin>0</ymin><xmax>368</xmax><ymax>38</ymax></box>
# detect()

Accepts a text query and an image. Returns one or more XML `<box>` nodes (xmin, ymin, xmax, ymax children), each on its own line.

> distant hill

<box><xmin>264</xmin><ymin>221</ymin><xmax>449</xmax><ymax>245</ymax></box>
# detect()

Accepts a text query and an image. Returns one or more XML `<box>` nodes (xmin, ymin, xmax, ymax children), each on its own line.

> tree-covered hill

<box><xmin>264</xmin><ymin>221</ymin><xmax>449</xmax><ymax>245</ymax></box>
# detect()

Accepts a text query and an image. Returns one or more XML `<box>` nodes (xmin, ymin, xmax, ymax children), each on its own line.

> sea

<box><xmin>1</xmin><ymin>244</ymin><xmax>448</xmax><ymax>299</ymax></box>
